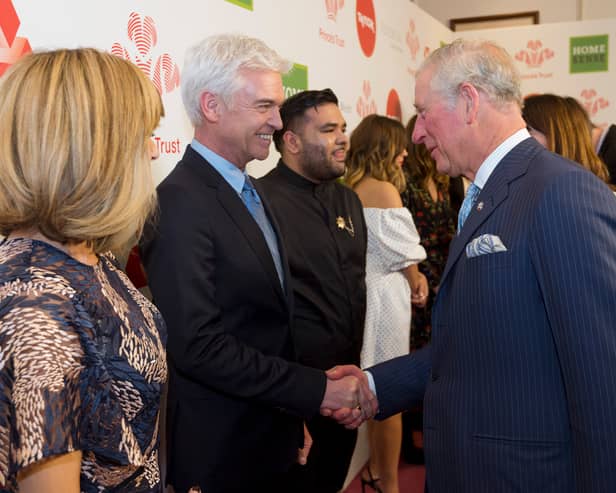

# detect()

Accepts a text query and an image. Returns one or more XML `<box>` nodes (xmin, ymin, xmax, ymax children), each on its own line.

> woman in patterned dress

<box><xmin>345</xmin><ymin>115</ymin><xmax>428</xmax><ymax>493</ymax></box>
<box><xmin>0</xmin><ymin>48</ymin><xmax>166</xmax><ymax>492</ymax></box>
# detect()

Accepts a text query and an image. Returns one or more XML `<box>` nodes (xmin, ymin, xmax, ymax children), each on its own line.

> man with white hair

<box><xmin>141</xmin><ymin>34</ymin><xmax>376</xmax><ymax>493</ymax></box>
<box><xmin>328</xmin><ymin>39</ymin><xmax>616</xmax><ymax>492</ymax></box>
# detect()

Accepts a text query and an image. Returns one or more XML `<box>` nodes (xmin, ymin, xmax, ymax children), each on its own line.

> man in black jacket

<box><xmin>260</xmin><ymin>89</ymin><xmax>367</xmax><ymax>493</ymax></box>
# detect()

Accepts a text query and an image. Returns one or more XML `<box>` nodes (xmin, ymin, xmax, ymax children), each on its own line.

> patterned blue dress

<box><xmin>0</xmin><ymin>238</ymin><xmax>167</xmax><ymax>492</ymax></box>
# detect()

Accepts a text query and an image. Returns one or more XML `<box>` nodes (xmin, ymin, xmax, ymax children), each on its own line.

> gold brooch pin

<box><xmin>336</xmin><ymin>216</ymin><xmax>355</xmax><ymax>237</ymax></box>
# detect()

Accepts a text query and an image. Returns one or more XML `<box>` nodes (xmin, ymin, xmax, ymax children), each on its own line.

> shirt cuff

<box><xmin>364</xmin><ymin>370</ymin><xmax>377</xmax><ymax>399</ymax></box>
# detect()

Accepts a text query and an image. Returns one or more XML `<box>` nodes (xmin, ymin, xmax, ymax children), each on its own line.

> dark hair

<box><xmin>405</xmin><ymin>115</ymin><xmax>449</xmax><ymax>192</ymax></box>
<box><xmin>273</xmin><ymin>88</ymin><xmax>339</xmax><ymax>152</ymax></box>
<box><xmin>523</xmin><ymin>94</ymin><xmax>610</xmax><ymax>184</ymax></box>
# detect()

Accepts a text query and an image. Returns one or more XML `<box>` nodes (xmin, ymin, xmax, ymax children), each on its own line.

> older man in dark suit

<box><xmin>141</xmin><ymin>34</ymin><xmax>375</xmax><ymax>493</ymax></box>
<box><xmin>328</xmin><ymin>39</ymin><xmax>616</xmax><ymax>492</ymax></box>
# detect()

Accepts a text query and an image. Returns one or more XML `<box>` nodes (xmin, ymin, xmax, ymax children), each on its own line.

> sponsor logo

<box><xmin>356</xmin><ymin>0</ymin><xmax>376</xmax><ymax>57</ymax></box>
<box><xmin>0</xmin><ymin>0</ymin><xmax>31</xmax><ymax>76</ymax></box>
<box><xmin>320</xmin><ymin>0</ymin><xmax>346</xmax><ymax>47</ymax></box>
<box><xmin>570</xmin><ymin>34</ymin><xmax>608</xmax><ymax>73</ymax></box>
<box><xmin>386</xmin><ymin>89</ymin><xmax>401</xmax><ymax>121</ymax></box>
<box><xmin>515</xmin><ymin>40</ymin><xmax>554</xmax><ymax>68</ymax></box>
<box><xmin>356</xmin><ymin>80</ymin><xmax>377</xmax><ymax>118</ymax></box>
<box><xmin>154</xmin><ymin>136</ymin><xmax>182</xmax><ymax>155</ymax></box>
<box><xmin>112</xmin><ymin>12</ymin><xmax>181</xmax><ymax>155</ymax></box>
<box><xmin>111</xmin><ymin>12</ymin><xmax>180</xmax><ymax>95</ymax></box>
<box><xmin>405</xmin><ymin>19</ymin><xmax>432</xmax><ymax>79</ymax></box>
<box><xmin>406</xmin><ymin>20</ymin><xmax>420</xmax><ymax>61</ymax></box>
<box><xmin>579</xmin><ymin>89</ymin><xmax>609</xmax><ymax>117</ymax></box>
<box><xmin>226</xmin><ymin>0</ymin><xmax>253</xmax><ymax>11</ymax></box>
<box><xmin>325</xmin><ymin>0</ymin><xmax>345</xmax><ymax>21</ymax></box>
<box><xmin>282</xmin><ymin>63</ymin><xmax>308</xmax><ymax>99</ymax></box>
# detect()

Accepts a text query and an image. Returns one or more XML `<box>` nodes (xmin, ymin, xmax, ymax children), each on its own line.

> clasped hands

<box><xmin>319</xmin><ymin>365</ymin><xmax>378</xmax><ymax>429</ymax></box>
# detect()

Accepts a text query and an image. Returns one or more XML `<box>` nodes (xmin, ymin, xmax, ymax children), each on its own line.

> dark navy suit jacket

<box><xmin>370</xmin><ymin>138</ymin><xmax>616</xmax><ymax>492</ymax></box>
<box><xmin>141</xmin><ymin>146</ymin><xmax>326</xmax><ymax>492</ymax></box>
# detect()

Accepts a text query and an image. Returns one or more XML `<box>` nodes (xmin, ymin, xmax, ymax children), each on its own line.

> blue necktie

<box><xmin>457</xmin><ymin>182</ymin><xmax>481</xmax><ymax>234</ymax></box>
<box><xmin>241</xmin><ymin>177</ymin><xmax>284</xmax><ymax>286</ymax></box>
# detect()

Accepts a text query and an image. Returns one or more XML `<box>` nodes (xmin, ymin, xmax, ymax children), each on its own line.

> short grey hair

<box><xmin>418</xmin><ymin>39</ymin><xmax>522</xmax><ymax>110</ymax></box>
<box><xmin>181</xmin><ymin>33</ymin><xmax>292</xmax><ymax>126</ymax></box>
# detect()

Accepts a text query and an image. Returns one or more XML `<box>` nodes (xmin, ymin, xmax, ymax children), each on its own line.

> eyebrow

<box><xmin>254</xmin><ymin>98</ymin><xmax>278</xmax><ymax>106</ymax></box>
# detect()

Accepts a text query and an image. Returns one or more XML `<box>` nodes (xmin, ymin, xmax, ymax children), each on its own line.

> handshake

<box><xmin>319</xmin><ymin>365</ymin><xmax>379</xmax><ymax>429</ymax></box>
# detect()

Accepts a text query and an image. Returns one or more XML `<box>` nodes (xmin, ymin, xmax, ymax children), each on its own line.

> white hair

<box><xmin>181</xmin><ymin>33</ymin><xmax>292</xmax><ymax>126</ymax></box>
<box><xmin>419</xmin><ymin>39</ymin><xmax>522</xmax><ymax>110</ymax></box>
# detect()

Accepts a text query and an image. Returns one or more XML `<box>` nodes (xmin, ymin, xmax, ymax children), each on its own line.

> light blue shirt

<box><xmin>190</xmin><ymin>139</ymin><xmax>249</xmax><ymax>194</ymax></box>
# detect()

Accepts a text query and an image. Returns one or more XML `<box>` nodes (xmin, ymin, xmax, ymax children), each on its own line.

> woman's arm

<box><xmin>18</xmin><ymin>451</ymin><xmax>81</xmax><ymax>493</ymax></box>
<box><xmin>403</xmin><ymin>264</ymin><xmax>428</xmax><ymax>308</ymax></box>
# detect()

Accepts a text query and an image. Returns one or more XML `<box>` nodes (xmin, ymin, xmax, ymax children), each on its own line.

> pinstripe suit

<box><xmin>370</xmin><ymin>137</ymin><xmax>616</xmax><ymax>492</ymax></box>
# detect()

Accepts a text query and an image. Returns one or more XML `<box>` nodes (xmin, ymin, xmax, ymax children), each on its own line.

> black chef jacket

<box><xmin>259</xmin><ymin>160</ymin><xmax>367</xmax><ymax>369</ymax></box>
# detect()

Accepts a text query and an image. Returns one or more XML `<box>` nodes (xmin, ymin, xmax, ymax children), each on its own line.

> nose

<box><xmin>270</xmin><ymin>107</ymin><xmax>283</xmax><ymax>130</ymax></box>
<box><xmin>337</xmin><ymin>129</ymin><xmax>349</xmax><ymax>146</ymax></box>
<box><xmin>412</xmin><ymin>116</ymin><xmax>426</xmax><ymax>144</ymax></box>
<box><xmin>149</xmin><ymin>138</ymin><xmax>160</xmax><ymax>160</ymax></box>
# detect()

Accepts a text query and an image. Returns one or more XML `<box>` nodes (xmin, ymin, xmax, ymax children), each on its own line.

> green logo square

<box><xmin>570</xmin><ymin>35</ymin><xmax>608</xmax><ymax>73</ymax></box>
<box><xmin>282</xmin><ymin>63</ymin><xmax>308</xmax><ymax>99</ymax></box>
<box><xmin>225</xmin><ymin>0</ymin><xmax>253</xmax><ymax>11</ymax></box>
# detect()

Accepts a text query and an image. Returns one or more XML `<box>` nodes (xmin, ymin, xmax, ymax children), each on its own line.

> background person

<box><xmin>259</xmin><ymin>88</ymin><xmax>367</xmax><ymax>493</ymax></box>
<box><xmin>140</xmin><ymin>34</ymin><xmax>375</xmax><ymax>493</ymax></box>
<box><xmin>345</xmin><ymin>114</ymin><xmax>427</xmax><ymax>493</ymax></box>
<box><xmin>0</xmin><ymin>48</ymin><xmax>166</xmax><ymax>493</ymax></box>
<box><xmin>523</xmin><ymin>93</ymin><xmax>611</xmax><ymax>186</ymax></box>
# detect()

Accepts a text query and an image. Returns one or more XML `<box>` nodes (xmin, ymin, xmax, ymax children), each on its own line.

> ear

<box><xmin>199</xmin><ymin>91</ymin><xmax>222</xmax><ymax>123</ymax></box>
<box><xmin>459</xmin><ymin>82</ymin><xmax>480</xmax><ymax>124</ymax></box>
<box><xmin>282</xmin><ymin>130</ymin><xmax>302</xmax><ymax>155</ymax></box>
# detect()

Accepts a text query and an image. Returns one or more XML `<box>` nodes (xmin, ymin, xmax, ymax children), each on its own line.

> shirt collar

<box><xmin>473</xmin><ymin>128</ymin><xmax>530</xmax><ymax>190</ymax></box>
<box><xmin>190</xmin><ymin>138</ymin><xmax>248</xmax><ymax>195</ymax></box>
<box><xmin>276</xmin><ymin>159</ymin><xmax>320</xmax><ymax>190</ymax></box>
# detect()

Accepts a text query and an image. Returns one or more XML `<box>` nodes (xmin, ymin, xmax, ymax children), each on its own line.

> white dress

<box><xmin>360</xmin><ymin>208</ymin><xmax>426</xmax><ymax>367</ymax></box>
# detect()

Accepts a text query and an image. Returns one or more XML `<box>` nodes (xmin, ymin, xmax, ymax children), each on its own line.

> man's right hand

<box><xmin>319</xmin><ymin>365</ymin><xmax>378</xmax><ymax>428</ymax></box>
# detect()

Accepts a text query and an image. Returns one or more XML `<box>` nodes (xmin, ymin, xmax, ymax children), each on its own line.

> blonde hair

<box><xmin>0</xmin><ymin>48</ymin><xmax>164</xmax><ymax>253</ymax></box>
<box><xmin>345</xmin><ymin>114</ymin><xmax>407</xmax><ymax>193</ymax></box>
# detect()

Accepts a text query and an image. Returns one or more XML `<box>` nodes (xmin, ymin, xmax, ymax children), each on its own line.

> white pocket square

<box><xmin>466</xmin><ymin>234</ymin><xmax>507</xmax><ymax>258</ymax></box>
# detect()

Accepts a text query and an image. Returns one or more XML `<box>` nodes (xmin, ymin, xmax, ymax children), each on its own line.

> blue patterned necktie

<box><xmin>457</xmin><ymin>182</ymin><xmax>481</xmax><ymax>234</ymax></box>
<box><xmin>241</xmin><ymin>176</ymin><xmax>284</xmax><ymax>286</ymax></box>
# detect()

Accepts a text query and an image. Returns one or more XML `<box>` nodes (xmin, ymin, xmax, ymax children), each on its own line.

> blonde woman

<box><xmin>0</xmin><ymin>48</ymin><xmax>166</xmax><ymax>492</ymax></box>
<box><xmin>345</xmin><ymin>114</ymin><xmax>428</xmax><ymax>493</ymax></box>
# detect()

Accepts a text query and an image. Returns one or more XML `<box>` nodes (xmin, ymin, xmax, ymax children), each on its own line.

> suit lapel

<box><xmin>440</xmin><ymin>138</ymin><xmax>540</xmax><ymax>285</ymax></box>
<box><xmin>217</xmin><ymin>182</ymin><xmax>287</xmax><ymax>302</ymax></box>
<box><xmin>182</xmin><ymin>148</ymin><xmax>287</xmax><ymax>303</ymax></box>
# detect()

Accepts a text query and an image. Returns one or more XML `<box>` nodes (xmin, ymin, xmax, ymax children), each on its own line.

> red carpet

<box><xmin>344</xmin><ymin>461</ymin><xmax>425</xmax><ymax>492</ymax></box>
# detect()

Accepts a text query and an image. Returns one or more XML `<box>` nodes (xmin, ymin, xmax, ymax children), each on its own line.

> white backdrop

<box><xmin>3</xmin><ymin>1</ymin><xmax>615</xmax><ymax>183</ymax></box>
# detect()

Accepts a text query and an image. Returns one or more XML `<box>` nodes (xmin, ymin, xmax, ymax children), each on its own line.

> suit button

<box><xmin>431</xmin><ymin>372</ymin><xmax>439</xmax><ymax>382</ymax></box>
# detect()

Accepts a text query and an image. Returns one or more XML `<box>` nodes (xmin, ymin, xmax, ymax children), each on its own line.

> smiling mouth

<box><xmin>333</xmin><ymin>148</ymin><xmax>347</xmax><ymax>160</ymax></box>
<box><xmin>256</xmin><ymin>134</ymin><xmax>272</xmax><ymax>141</ymax></box>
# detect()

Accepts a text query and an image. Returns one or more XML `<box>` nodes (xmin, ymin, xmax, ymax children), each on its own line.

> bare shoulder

<box><xmin>353</xmin><ymin>178</ymin><xmax>402</xmax><ymax>208</ymax></box>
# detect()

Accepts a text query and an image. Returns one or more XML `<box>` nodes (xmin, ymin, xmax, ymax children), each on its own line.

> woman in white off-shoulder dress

<box><xmin>346</xmin><ymin>115</ymin><xmax>427</xmax><ymax>493</ymax></box>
